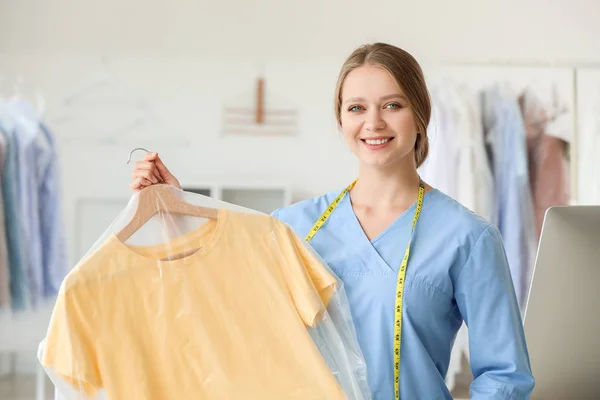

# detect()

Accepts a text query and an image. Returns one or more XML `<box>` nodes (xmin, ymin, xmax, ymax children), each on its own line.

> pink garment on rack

<box><xmin>519</xmin><ymin>91</ymin><xmax>570</xmax><ymax>239</ymax></box>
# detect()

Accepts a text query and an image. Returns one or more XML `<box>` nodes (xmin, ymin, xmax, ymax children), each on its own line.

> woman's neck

<box><xmin>350</xmin><ymin>160</ymin><xmax>422</xmax><ymax>209</ymax></box>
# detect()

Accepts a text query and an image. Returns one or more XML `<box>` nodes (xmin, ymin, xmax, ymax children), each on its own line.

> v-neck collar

<box><xmin>339</xmin><ymin>188</ymin><xmax>435</xmax><ymax>274</ymax></box>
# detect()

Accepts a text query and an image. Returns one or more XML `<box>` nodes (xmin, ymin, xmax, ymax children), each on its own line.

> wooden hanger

<box><xmin>117</xmin><ymin>148</ymin><xmax>219</xmax><ymax>242</ymax></box>
<box><xmin>116</xmin><ymin>184</ymin><xmax>219</xmax><ymax>242</ymax></box>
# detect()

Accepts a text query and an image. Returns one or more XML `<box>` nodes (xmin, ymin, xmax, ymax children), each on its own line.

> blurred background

<box><xmin>1</xmin><ymin>0</ymin><xmax>599</xmax><ymax>399</ymax></box>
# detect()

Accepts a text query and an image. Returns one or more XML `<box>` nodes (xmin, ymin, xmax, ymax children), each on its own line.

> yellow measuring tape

<box><xmin>305</xmin><ymin>179</ymin><xmax>425</xmax><ymax>400</ymax></box>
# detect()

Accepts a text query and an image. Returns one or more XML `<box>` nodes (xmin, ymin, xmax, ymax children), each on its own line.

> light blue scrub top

<box><xmin>271</xmin><ymin>187</ymin><xmax>535</xmax><ymax>400</ymax></box>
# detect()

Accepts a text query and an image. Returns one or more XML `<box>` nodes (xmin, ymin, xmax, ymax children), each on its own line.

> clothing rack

<box><xmin>421</xmin><ymin>63</ymin><xmax>579</xmax><ymax>205</ymax></box>
<box><xmin>0</xmin><ymin>95</ymin><xmax>67</xmax><ymax>400</ymax></box>
<box><xmin>419</xmin><ymin>73</ymin><xmax>580</xmax><ymax>393</ymax></box>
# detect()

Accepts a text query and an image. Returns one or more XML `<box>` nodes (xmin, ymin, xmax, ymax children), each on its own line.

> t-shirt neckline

<box><xmin>106</xmin><ymin>207</ymin><xmax>228</xmax><ymax>267</ymax></box>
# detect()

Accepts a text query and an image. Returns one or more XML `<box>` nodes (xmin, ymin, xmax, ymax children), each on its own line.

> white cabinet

<box><xmin>181</xmin><ymin>184</ymin><xmax>292</xmax><ymax>215</ymax></box>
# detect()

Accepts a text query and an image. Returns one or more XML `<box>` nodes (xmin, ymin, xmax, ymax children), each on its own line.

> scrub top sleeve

<box><xmin>454</xmin><ymin>225</ymin><xmax>535</xmax><ymax>400</ymax></box>
<box><xmin>272</xmin><ymin>220</ymin><xmax>338</xmax><ymax>328</ymax></box>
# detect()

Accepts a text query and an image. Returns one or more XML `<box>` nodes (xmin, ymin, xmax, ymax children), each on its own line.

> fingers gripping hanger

<box><xmin>127</xmin><ymin>146</ymin><xmax>164</xmax><ymax>183</ymax></box>
<box><xmin>116</xmin><ymin>148</ymin><xmax>219</xmax><ymax>242</ymax></box>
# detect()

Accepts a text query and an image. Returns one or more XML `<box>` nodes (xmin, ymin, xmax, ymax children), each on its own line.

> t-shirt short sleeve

<box><xmin>273</xmin><ymin>220</ymin><xmax>338</xmax><ymax>327</ymax></box>
<box><xmin>41</xmin><ymin>280</ymin><xmax>102</xmax><ymax>398</ymax></box>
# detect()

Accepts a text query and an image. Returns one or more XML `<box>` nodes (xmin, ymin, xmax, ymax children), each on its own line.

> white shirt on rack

<box><xmin>419</xmin><ymin>84</ymin><xmax>494</xmax><ymax>392</ymax></box>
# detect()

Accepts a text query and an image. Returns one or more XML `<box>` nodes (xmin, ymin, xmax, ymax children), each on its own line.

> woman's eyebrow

<box><xmin>343</xmin><ymin>94</ymin><xmax>407</xmax><ymax>104</ymax></box>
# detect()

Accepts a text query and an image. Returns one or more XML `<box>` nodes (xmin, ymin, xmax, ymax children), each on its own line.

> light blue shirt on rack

<box><xmin>482</xmin><ymin>86</ymin><xmax>537</xmax><ymax>314</ymax></box>
<box><xmin>13</xmin><ymin>105</ymin><xmax>46</xmax><ymax>307</ymax></box>
<box><xmin>272</xmin><ymin>187</ymin><xmax>534</xmax><ymax>400</ymax></box>
<box><xmin>39</xmin><ymin>123</ymin><xmax>68</xmax><ymax>297</ymax></box>
<box><xmin>4</xmin><ymin>101</ymin><xmax>67</xmax><ymax>308</ymax></box>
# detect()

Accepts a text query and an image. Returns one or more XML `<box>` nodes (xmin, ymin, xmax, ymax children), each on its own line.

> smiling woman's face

<box><xmin>339</xmin><ymin>64</ymin><xmax>419</xmax><ymax>171</ymax></box>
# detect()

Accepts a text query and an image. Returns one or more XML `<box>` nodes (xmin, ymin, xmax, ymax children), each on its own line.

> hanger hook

<box><xmin>127</xmin><ymin>147</ymin><xmax>150</xmax><ymax>164</ymax></box>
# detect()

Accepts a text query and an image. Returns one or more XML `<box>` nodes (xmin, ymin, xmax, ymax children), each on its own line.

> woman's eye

<box><xmin>348</xmin><ymin>105</ymin><xmax>363</xmax><ymax>112</ymax></box>
<box><xmin>385</xmin><ymin>103</ymin><xmax>402</xmax><ymax>109</ymax></box>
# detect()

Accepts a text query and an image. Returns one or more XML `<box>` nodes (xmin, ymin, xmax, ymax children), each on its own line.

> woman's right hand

<box><xmin>130</xmin><ymin>152</ymin><xmax>181</xmax><ymax>191</ymax></box>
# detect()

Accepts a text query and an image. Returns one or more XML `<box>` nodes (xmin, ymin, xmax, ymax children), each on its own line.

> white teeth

<box><xmin>365</xmin><ymin>138</ymin><xmax>391</xmax><ymax>145</ymax></box>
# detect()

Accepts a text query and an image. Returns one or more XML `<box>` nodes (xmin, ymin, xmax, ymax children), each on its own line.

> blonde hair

<box><xmin>334</xmin><ymin>42</ymin><xmax>431</xmax><ymax>168</ymax></box>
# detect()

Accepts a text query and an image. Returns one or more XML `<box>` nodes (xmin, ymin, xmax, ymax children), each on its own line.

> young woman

<box><xmin>130</xmin><ymin>42</ymin><xmax>535</xmax><ymax>399</ymax></box>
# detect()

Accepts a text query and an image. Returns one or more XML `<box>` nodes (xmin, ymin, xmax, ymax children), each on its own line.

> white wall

<box><xmin>2</xmin><ymin>0</ymin><xmax>600</xmax><ymax>63</ymax></box>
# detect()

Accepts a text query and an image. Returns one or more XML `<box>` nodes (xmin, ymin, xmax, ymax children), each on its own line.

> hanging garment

<box><xmin>0</xmin><ymin>128</ymin><xmax>9</xmax><ymax>309</ymax></box>
<box><xmin>2</xmin><ymin>101</ymin><xmax>67</xmax><ymax>308</ymax></box>
<box><xmin>456</xmin><ymin>85</ymin><xmax>495</xmax><ymax>222</ymax></box>
<box><xmin>40</xmin><ymin>186</ymin><xmax>370</xmax><ymax>400</ymax></box>
<box><xmin>39</xmin><ymin>123</ymin><xmax>68</xmax><ymax>297</ymax></box>
<box><xmin>481</xmin><ymin>84</ymin><xmax>537</xmax><ymax>314</ymax></box>
<box><xmin>15</xmin><ymin>105</ymin><xmax>46</xmax><ymax>307</ymax></box>
<box><xmin>420</xmin><ymin>84</ymin><xmax>493</xmax><ymax>220</ymax></box>
<box><xmin>272</xmin><ymin>186</ymin><xmax>534</xmax><ymax>400</ymax></box>
<box><xmin>519</xmin><ymin>89</ymin><xmax>570</xmax><ymax>239</ymax></box>
<box><xmin>436</xmin><ymin>84</ymin><xmax>496</xmax><ymax>392</ymax></box>
<box><xmin>419</xmin><ymin>86</ymin><xmax>458</xmax><ymax>199</ymax></box>
<box><xmin>0</xmin><ymin>119</ymin><xmax>29</xmax><ymax>310</ymax></box>
<box><xmin>418</xmin><ymin>84</ymin><xmax>496</xmax><ymax>392</ymax></box>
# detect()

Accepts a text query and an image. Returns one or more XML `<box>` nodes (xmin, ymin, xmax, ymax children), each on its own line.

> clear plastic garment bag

<box><xmin>38</xmin><ymin>183</ymin><xmax>371</xmax><ymax>400</ymax></box>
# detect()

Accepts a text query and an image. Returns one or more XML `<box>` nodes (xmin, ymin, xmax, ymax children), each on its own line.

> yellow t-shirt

<box><xmin>42</xmin><ymin>209</ymin><xmax>344</xmax><ymax>399</ymax></box>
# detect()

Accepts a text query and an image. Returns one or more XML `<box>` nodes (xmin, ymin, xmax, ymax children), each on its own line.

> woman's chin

<box><xmin>357</xmin><ymin>152</ymin><xmax>413</xmax><ymax>171</ymax></box>
<box><xmin>358</xmin><ymin>157</ymin><xmax>397</xmax><ymax>170</ymax></box>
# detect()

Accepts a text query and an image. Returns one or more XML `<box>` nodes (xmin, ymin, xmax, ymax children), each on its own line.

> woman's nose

<box><xmin>365</xmin><ymin>110</ymin><xmax>386</xmax><ymax>131</ymax></box>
